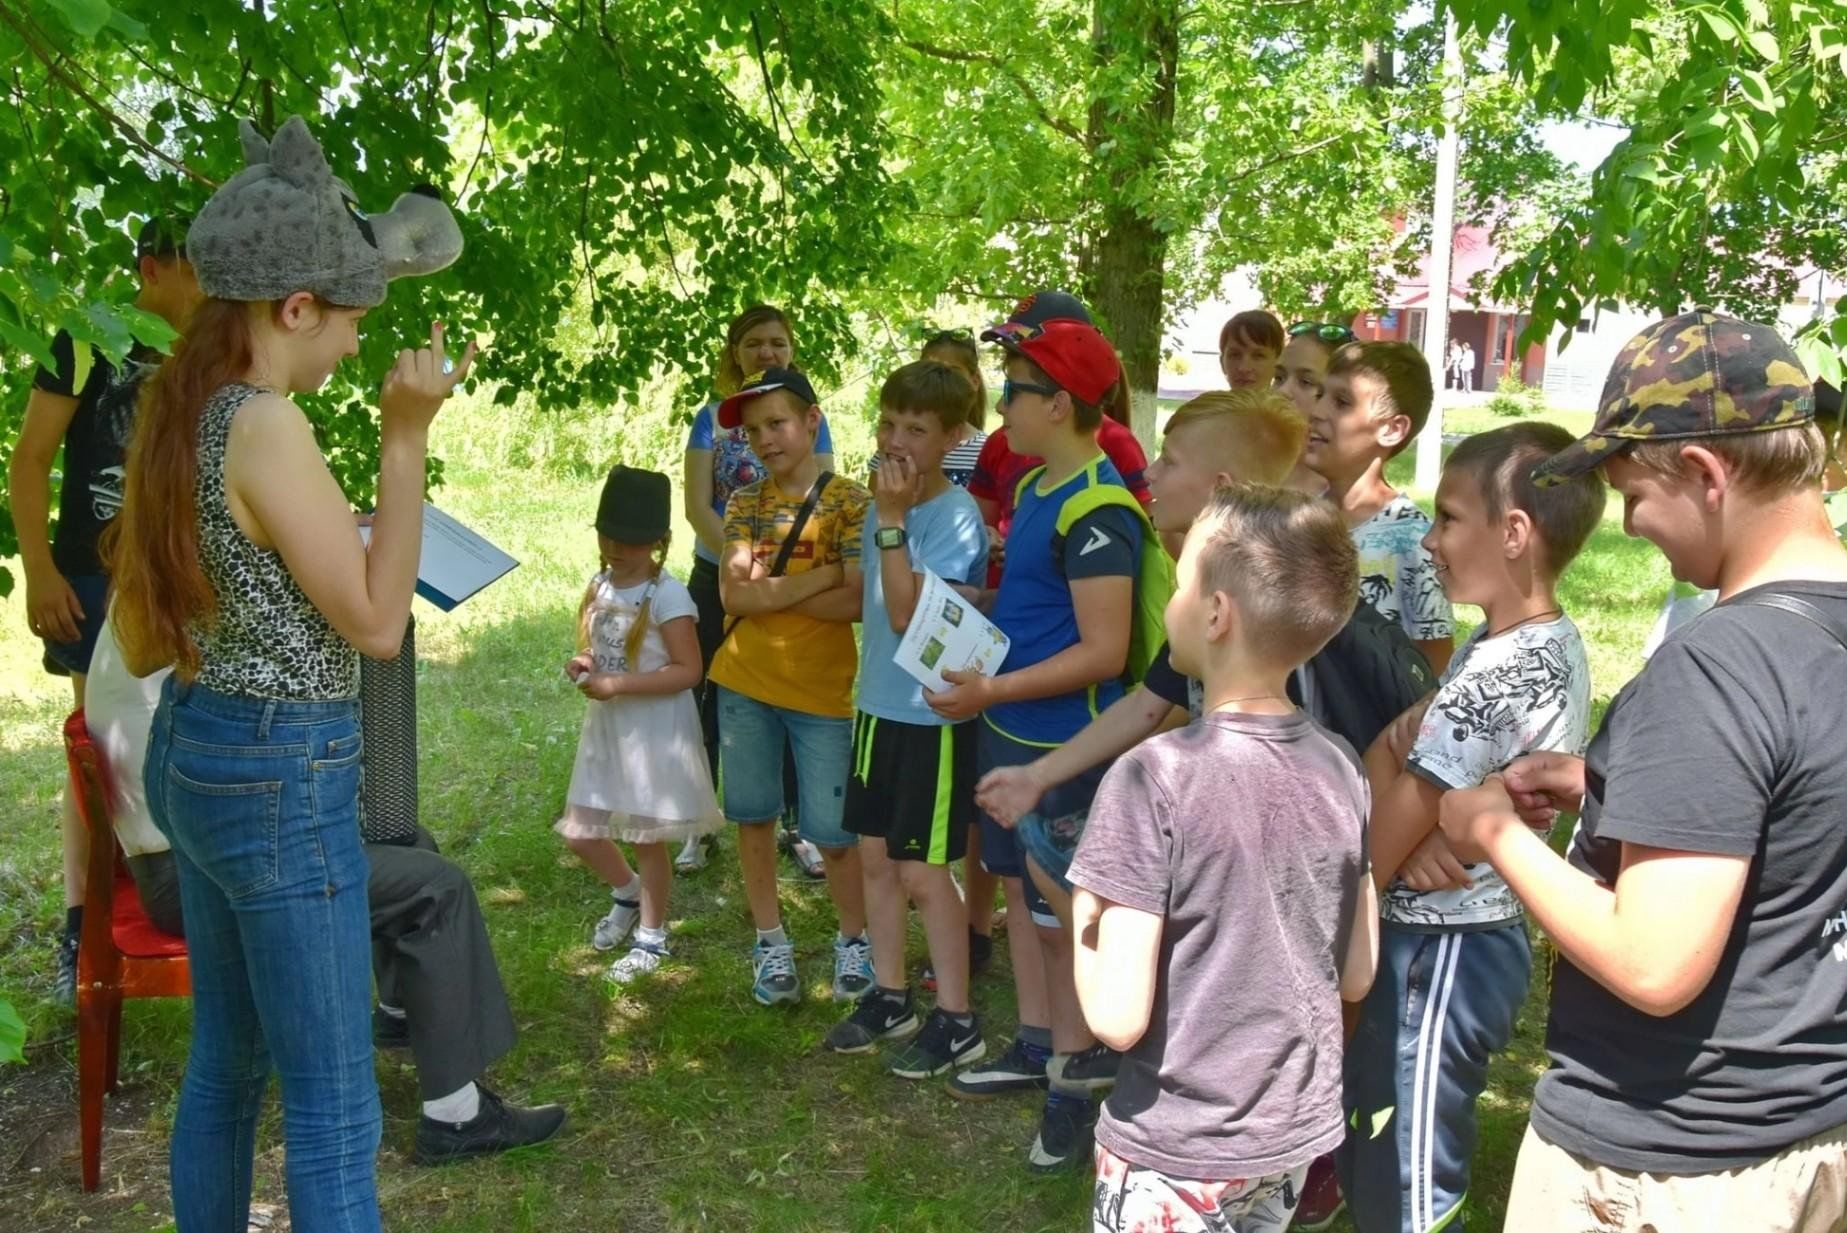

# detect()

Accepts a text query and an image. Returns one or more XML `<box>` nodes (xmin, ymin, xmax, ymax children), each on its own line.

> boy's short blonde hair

<box><xmin>1192</xmin><ymin>484</ymin><xmax>1358</xmax><ymax>666</ymax></box>
<box><xmin>1326</xmin><ymin>341</ymin><xmax>1434</xmax><ymax>458</ymax></box>
<box><xmin>1628</xmin><ymin>422</ymin><xmax>1829</xmax><ymax>495</ymax></box>
<box><xmin>1164</xmin><ymin>390</ymin><xmax>1308</xmax><ymax>487</ymax></box>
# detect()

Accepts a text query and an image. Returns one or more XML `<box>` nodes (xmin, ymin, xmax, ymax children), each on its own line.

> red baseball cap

<box><xmin>981</xmin><ymin>292</ymin><xmax>1121</xmax><ymax>404</ymax></box>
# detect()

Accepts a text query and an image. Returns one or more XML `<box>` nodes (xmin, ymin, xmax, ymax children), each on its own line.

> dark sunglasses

<box><xmin>1000</xmin><ymin>377</ymin><xmax>1060</xmax><ymax>405</ymax></box>
<box><xmin>1289</xmin><ymin>321</ymin><xmax>1356</xmax><ymax>344</ymax></box>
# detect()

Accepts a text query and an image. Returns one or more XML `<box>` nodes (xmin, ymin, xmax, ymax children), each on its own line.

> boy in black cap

<box><xmin>1440</xmin><ymin>311</ymin><xmax>1847</xmax><ymax>1231</ymax></box>
<box><xmin>707</xmin><ymin>368</ymin><xmax>875</xmax><ymax>1007</ymax></box>
<box><xmin>7</xmin><ymin>214</ymin><xmax>199</xmax><ymax>1002</ymax></box>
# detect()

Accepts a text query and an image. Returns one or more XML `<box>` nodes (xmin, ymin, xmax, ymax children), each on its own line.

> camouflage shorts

<box><xmin>1091</xmin><ymin>1143</ymin><xmax>1307</xmax><ymax>1233</ymax></box>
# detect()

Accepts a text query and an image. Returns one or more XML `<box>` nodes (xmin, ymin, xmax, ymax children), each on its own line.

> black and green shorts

<box><xmin>842</xmin><ymin>712</ymin><xmax>976</xmax><ymax>864</ymax></box>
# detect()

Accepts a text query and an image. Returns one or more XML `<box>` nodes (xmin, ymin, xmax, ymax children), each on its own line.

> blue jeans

<box><xmin>147</xmin><ymin>678</ymin><xmax>381</xmax><ymax>1233</ymax></box>
<box><xmin>715</xmin><ymin>685</ymin><xmax>856</xmax><ymax>848</ymax></box>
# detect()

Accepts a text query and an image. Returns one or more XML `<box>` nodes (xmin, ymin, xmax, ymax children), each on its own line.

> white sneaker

<box><xmin>607</xmin><ymin>938</ymin><xmax>670</xmax><ymax>984</ymax></box>
<box><xmin>832</xmin><ymin>934</ymin><xmax>873</xmax><ymax>1001</ymax></box>
<box><xmin>674</xmin><ymin>834</ymin><xmax>709</xmax><ymax>872</ymax></box>
<box><xmin>592</xmin><ymin>892</ymin><xmax>641</xmax><ymax>952</ymax></box>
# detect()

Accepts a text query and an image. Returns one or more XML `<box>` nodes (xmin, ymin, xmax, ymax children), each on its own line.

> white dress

<box><xmin>556</xmin><ymin>571</ymin><xmax>724</xmax><ymax>844</ymax></box>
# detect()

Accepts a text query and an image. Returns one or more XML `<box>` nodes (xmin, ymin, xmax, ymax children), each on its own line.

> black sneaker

<box><xmin>921</xmin><ymin>928</ymin><xmax>995</xmax><ymax>992</ymax></box>
<box><xmin>1048</xmin><ymin>1042</ymin><xmax>1119</xmax><ymax>1093</ymax></box>
<box><xmin>54</xmin><ymin>929</ymin><xmax>79</xmax><ymax>1006</ymax></box>
<box><xmin>374</xmin><ymin>1008</ymin><xmax>411</xmax><ymax>1050</ymax></box>
<box><xmin>889</xmin><ymin>1009</ymin><xmax>987</xmax><ymax>1080</ymax></box>
<box><xmin>970</xmin><ymin>929</ymin><xmax>994</xmax><ymax>975</ymax></box>
<box><xmin>947</xmin><ymin>1036</ymin><xmax>1049</xmax><ymax>1099</ymax></box>
<box><xmin>413</xmin><ymin>1086</ymin><xmax>568</xmax><ymax>1165</ymax></box>
<box><xmin>824</xmin><ymin>990</ymin><xmax>920</xmax><ymax>1054</ymax></box>
<box><xmin>1027</xmin><ymin>1095</ymin><xmax>1097</xmax><ymax>1173</ymax></box>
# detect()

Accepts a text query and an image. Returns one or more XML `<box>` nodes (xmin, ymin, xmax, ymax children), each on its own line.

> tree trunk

<box><xmin>1080</xmin><ymin>0</ymin><xmax>1180</xmax><ymax>449</ymax></box>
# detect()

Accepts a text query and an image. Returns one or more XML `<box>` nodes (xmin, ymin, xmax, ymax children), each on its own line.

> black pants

<box><xmin>127</xmin><ymin>826</ymin><xmax>517</xmax><ymax>1099</ymax></box>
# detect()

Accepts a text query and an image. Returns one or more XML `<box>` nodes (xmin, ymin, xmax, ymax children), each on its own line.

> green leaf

<box><xmin>1737</xmin><ymin>69</ymin><xmax>1778</xmax><ymax>112</ymax></box>
<box><xmin>0</xmin><ymin>998</ymin><xmax>24</xmax><ymax>1066</ymax></box>
<box><xmin>1698</xmin><ymin>8</ymin><xmax>1742</xmax><ymax>42</ymax></box>
<box><xmin>44</xmin><ymin>0</ymin><xmax>114</xmax><ymax>40</ymax></box>
<box><xmin>1746</xmin><ymin>29</ymin><xmax>1782</xmax><ymax>62</ymax></box>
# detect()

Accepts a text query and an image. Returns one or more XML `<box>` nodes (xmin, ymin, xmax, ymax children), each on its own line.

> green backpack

<box><xmin>1014</xmin><ymin>465</ymin><xmax>1177</xmax><ymax>689</ymax></box>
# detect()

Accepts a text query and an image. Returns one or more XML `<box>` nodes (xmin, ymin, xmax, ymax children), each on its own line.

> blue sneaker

<box><xmin>752</xmin><ymin>938</ymin><xmax>800</xmax><ymax>1006</ymax></box>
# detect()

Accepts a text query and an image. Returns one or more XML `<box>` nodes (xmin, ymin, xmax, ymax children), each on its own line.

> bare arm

<box><xmin>880</xmin><ymin>544</ymin><xmax>923</xmax><ymax>633</ymax></box>
<box><xmin>1339</xmin><ymin>875</ymin><xmax>1382</xmax><ymax>1002</ymax></box>
<box><xmin>925</xmin><ymin>573</ymin><xmax>1132</xmax><ymax>722</ymax></box>
<box><xmin>788</xmin><ymin>564</ymin><xmax>863</xmax><ymax>622</ymax></box>
<box><xmin>581</xmin><ymin>614</ymin><xmax>703</xmax><ymax>699</ymax></box>
<box><xmin>1440</xmin><ymin>779</ymin><xmax>1750</xmax><ymax>1016</ymax></box>
<box><xmin>975</xmin><ymin>685</ymin><xmax>1180</xmax><ymax>827</ymax></box>
<box><xmin>7</xmin><ymin>388</ymin><xmax>84</xmax><ymax>641</ymax></box>
<box><xmin>1363</xmin><ymin>734</ymin><xmax>1448</xmax><ymax>893</ymax></box>
<box><xmin>718</xmin><ymin>541</ymin><xmax>842</xmax><ymax>615</ymax></box>
<box><xmin>683</xmin><ymin>448</ymin><xmax>727</xmax><ymax>558</ymax></box>
<box><xmin>1072</xmin><ymin>889</ymin><xmax>1163</xmax><ymax>1051</ymax></box>
<box><xmin>229</xmin><ymin>329</ymin><xmax>472</xmax><ymax>660</ymax></box>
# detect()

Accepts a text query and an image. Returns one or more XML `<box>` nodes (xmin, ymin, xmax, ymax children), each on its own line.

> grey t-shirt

<box><xmin>1067</xmin><ymin>711</ymin><xmax>1371</xmax><ymax>1179</ymax></box>
<box><xmin>1535</xmin><ymin>582</ymin><xmax>1847</xmax><ymax>1173</ymax></box>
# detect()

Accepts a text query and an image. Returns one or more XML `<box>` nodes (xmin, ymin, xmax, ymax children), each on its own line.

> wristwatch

<box><xmin>875</xmin><ymin>525</ymin><xmax>908</xmax><ymax>551</ymax></box>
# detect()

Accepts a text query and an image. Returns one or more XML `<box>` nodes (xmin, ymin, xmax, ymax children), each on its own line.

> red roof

<box><xmin>1387</xmin><ymin>222</ymin><xmax>1520</xmax><ymax>314</ymax></box>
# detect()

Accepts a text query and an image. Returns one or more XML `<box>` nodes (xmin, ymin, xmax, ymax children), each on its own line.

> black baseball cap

<box><xmin>716</xmin><ymin>366</ymin><xmax>820</xmax><ymax>430</ymax></box>
<box><xmin>136</xmin><ymin>216</ymin><xmax>189</xmax><ymax>264</ymax></box>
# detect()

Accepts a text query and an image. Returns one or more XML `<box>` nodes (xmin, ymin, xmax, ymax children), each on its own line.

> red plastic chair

<box><xmin>63</xmin><ymin>709</ymin><xmax>190</xmax><ymax>1193</ymax></box>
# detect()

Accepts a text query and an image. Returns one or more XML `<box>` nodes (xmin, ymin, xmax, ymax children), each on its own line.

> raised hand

<box><xmin>380</xmin><ymin>321</ymin><xmax>478</xmax><ymax>436</ymax></box>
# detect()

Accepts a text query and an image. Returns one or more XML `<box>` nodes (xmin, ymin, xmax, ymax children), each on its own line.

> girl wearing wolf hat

<box><xmin>107</xmin><ymin>115</ymin><xmax>469</xmax><ymax>1233</ymax></box>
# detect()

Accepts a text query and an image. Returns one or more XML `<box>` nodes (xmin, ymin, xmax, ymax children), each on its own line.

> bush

<box><xmin>1486</xmin><ymin>373</ymin><xmax>1547</xmax><ymax>419</ymax></box>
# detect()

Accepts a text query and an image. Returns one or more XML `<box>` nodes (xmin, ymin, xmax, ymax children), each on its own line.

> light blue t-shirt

<box><xmin>686</xmin><ymin>400</ymin><xmax>837</xmax><ymax>563</ymax></box>
<box><xmin>857</xmin><ymin>487</ymin><xmax>988</xmax><ymax>725</ymax></box>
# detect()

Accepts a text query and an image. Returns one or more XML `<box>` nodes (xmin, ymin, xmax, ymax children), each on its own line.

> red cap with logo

<box><xmin>981</xmin><ymin>292</ymin><xmax>1122</xmax><ymax>405</ymax></box>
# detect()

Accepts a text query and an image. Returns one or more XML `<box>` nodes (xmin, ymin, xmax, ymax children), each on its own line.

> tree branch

<box><xmin>897</xmin><ymin>33</ymin><xmax>1085</xmax><ymax>144</ymax></box>
<box><xmin>0</xmin><ymin>0</ymin><xmax>218</xmax><ymax>187</ymax></box>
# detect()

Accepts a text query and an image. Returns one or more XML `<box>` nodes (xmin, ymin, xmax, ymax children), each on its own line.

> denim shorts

<box><xmin>716</xmin><ymin>686</ymin><xmax>856</xmax><ymax>849</ymax></box>
<box><xmin>41</xmin><ymin>572</ymin><xmax>110</xmax><ymax>676</ymax></box>
<box><xmin>976</xmin><ymin>721</ymin><xmax>1107</xmax><ymax>928</ymax></box>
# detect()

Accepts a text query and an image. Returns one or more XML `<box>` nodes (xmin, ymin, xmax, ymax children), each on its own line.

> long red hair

<box><xmin>104</xmin><ymin>298</ymin><xmax>260</xmax><ymax>678</ymax></box>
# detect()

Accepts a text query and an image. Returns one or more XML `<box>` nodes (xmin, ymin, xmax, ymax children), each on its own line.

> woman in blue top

<box><xmin>680</xmin><ymin>305</ymin><xmax>834</xmax><ymax>870</ymax></box>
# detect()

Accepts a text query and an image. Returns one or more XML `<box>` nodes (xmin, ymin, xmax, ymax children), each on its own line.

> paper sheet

<box><xmin>893</xmin><ymin>568</ymin><xmax>1010</xmax><ymax>692</ymax></box>
<box><xmin>358</xmin><ymin>503</ymin><xmax>519</xmax><ymax>611</ymax></box>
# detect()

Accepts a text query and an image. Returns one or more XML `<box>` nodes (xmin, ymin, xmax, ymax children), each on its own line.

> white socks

<box><xmin>613</xmin><ymin>875</ymin><xmax>642</xmax><ymax>903</ymax></box>
<box><xmin>423</xmin><ymin>1081</ymin><xmax>481</xmax><ymax>1124</ymax></box>
<box><xmin>637</xmin><ymin>923</ymin><xmax>668</xmax><ymax>949</ymax></box>
<box><xmin>758</xmin><ymin>925</ymin><xmax>789</xmax><ymax>948</ymax></box>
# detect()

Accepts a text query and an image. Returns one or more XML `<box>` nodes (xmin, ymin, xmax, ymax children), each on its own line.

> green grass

<box><xmin>0</xmin><ymin>405</ymin><xmax>1666</xmax><ymax>1232</ymax></box>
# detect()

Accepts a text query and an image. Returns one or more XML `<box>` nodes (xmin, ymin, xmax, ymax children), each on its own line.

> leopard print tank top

<box><xmin>192</xmin><ymin>383</ymin><xmax>360</xmax><ymax>700</ymax></box>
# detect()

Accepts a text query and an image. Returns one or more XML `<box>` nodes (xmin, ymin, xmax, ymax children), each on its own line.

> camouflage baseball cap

<box><xmin>1533</xmin><ymin>310</ymin><xmax>1814</xmax><ymax>486</ymax></box>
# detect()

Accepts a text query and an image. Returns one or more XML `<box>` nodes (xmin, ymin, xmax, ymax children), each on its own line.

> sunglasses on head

<box><xmin>1000</xmin><ymin>377</ymin><xmax>1061</xmax><ymax>405</ymax></box>
<box><xmin>1289</xmin><ymin>321</ymin><xmax>1356</xmax><ymax>344</ymax></box>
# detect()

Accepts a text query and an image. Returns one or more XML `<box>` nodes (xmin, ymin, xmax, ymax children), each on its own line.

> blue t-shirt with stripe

<box><xmin>984</xmin><ymin>454</ymin><xmax>1141</xmax><ymax>746</ymax></box>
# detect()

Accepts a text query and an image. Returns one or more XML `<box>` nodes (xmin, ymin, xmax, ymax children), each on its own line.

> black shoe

<box><xmin>922</xmin><ymin>928</ymin><xmax>995</xmax><ymax>992</ymax></box>
<box><xmin>374</xmin><ymin>1008</ymin><xmax>411</xmax><ymax>1050</ymax></box>
<box><xmin>969</xmin><ymin>929</ymin><xmax>994</xmax><ymax>975</ymax></box>
<box><xmin>889</xmin><ymin>1008</ymin><xmax>987</xmax><ymax>1079</ymax></box>
<box><xmin>54</xmin><ymin>929</ymin><xmax>78</xmax><ymax>1006</ymax></box>
<box><xmin>412</xmin><ymin>1086</ymin><xmax>568</xmax><ymax>1165</ymax></box>
<box><xmin>824</xmin><ymin>989</ymin><xmax>920</xmax><ymax>1055</ymax></box>
<box><xmin>1028</xmin><ymin>1094</ymin><xmax>1097</xmax><ymax>1173</ymax></box>
<box><xmin>947</xmin><ymin>1036</ymin><xmax>1049</xmax><ymax>1098</ymax></box>
<box><xmin>1048</xmin><ymin>1042</ymin><xmax>1120</xmax><ymax>1093</ymax></box>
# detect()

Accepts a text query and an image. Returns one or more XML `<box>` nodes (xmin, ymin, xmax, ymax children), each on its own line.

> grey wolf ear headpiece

<box><xmin>188</xmin><ymin>116</ymin><xmax>463</xmax><ymax>307</ymax></box>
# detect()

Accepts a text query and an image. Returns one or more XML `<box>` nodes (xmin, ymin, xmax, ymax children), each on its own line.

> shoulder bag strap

<box><xmin>1736</xmin><ymin>591</ymin><xmax>1847</xmax><ymax>654</ymax></box>
<box><xmin>720</xmin><ymin>472</ymin><xmax>834</xmax><ymax>644</ymax></box>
